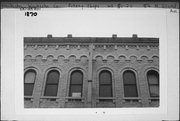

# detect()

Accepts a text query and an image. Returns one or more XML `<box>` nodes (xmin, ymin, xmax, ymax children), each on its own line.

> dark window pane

<box><xmin>99</xmin><ymin>85</ymin><xmax>112</xmax><ymax>97</ymax></box>
<box><xmin>47</xmin><ymin>71</ymin><xmax>59</xmax><ymax>84</ymax></box>
<box><xmin>149</xmin><ymin>85</ymin><xmax>159</xmax><ymax>97</ymax></box>
<box><xmin>44</xmin><ymin>85</ymin><xmax>58</xmax><ymax>96</ymax></box>
<box><xmin>69</xmin><ymin>70</ymin><xmax>83</xmax><ymax>97</ymax></box>
<box><xmin>69</xmin><ymin>85</ymin><xmax>82</xmax><ymax>96</ymax></box>
<box><xmin>124</xmin><ymin>85</ymin><xmax>138</xmax><ymax>97</ymax></box>
<box><xmin>99</xmin><ymin>71</ymin><xmax>112</xmax><ymax>84</ymax></box>
<box><xmin>123</xmin><ymin>71</ymin><xmax>136</xmax><ymax>84</ymax></box>
<box><xmin>147</xmin><ymin>71</ymin><xmax>159</xmax><ymax>84</ymax></box>
<box><xmin>24</xmin><ymin>84</ymin><xmax>34</xmax><ymax>96</ymax></box>
<box><xmin>24</xmin><ymin>70</ymin><xmax>36</xmax><ymax>96</ymax></box>
<box><xmin>147</xmin><ymin>70</ymin><xmax>159</xmax><ymax>97</ymax></box>
<box><xmin>24</xmin><ymin>70</ymin><xmax>36</xmax><ymax>83</ymax></box>
<box><xmin>71</xmin><ymin>71</ymin><xmax>83</xmax><ymax>84</ymax></box>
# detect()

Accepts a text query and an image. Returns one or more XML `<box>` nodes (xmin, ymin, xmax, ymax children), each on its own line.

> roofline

<box><xmin>24</xmin><ymin>36</ymin><xmax>159</xmax><ymax>44</ymax></box>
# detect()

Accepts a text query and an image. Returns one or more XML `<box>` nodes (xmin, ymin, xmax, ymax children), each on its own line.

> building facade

<box><xmin>24</xmin><ymin>34</ymin><xmax>159</xmax><ymax>108</ymax></box>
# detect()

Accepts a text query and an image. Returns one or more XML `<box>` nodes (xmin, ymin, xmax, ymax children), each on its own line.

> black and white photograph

<box><xmin>23</xmin><ymin>8</ymin><xmax>161</xmax><ymax>109</ymax></box>
<box><xmin>1</xmin><ymin>2</ymin><xmax>179</xmax><ymax>121</ymax></box>
<box><xmin>24</xmin><ymin>34</ymin><xmax>159</xmax><ymax>108</ymax></box>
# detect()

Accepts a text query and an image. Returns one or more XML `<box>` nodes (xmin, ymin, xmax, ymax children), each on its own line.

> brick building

<box><xmin>24</xmin><ymin>34</ymin><xmax>159</xmax><ymax>108</ymax></box>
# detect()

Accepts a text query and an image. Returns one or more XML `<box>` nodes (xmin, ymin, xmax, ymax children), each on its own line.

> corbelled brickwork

<box><xmin>24</xmin><ymin>34</ymin><xmax>159</xmax><ymax>108</ymax></box>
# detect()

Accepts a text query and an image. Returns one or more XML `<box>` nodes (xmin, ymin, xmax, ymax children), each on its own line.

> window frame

<box><xmin>24</xmin><ymin>69</ymin><xmax>37</xmax><ymax>97</ymax></box>
<box><xmin>147</xmin><ymin>70</ymin><xmax>159</xmax><ymax>97</ymax></box>
<box><xmin>99</xmin><ymin>70</ymin><xmax>113</xmax><ymax>97</ymax></box>
<box><xmin>68</xmin><ymin>70</ymin><xmax>83</xmax><ymax>97</ymax></box>
<box><xmin>123</xmin><ymin>70</ymin><xmax>138</xmax><ymax>97</ymax></box>
<box><xmin>43</xmin><ymin>68</ymin><xmax>61</xmax><ymax>97</ymax></box>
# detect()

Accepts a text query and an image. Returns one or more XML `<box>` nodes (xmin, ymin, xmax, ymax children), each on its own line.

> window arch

<box><xmin>24</xmin><ymin>69</ymin><xmax>36</xmax><ymax>96</ymax></box>
<box><xmin>44</xmin><ymin>70</ymin><xmax>60</xmax><ymax>96</ymax></box>
<box><xmin>69</xmin><ymin>70</ymin><xmax>83</xmax><ymax>97</ymax></box>
<box><xmin>99</xmin><ymin>70</ymin><xmax>112</xmax><ymax>97</ymax></box>
<box><xmin>123</xmin><ymin>70</ymin><xmax>138</xmax><ymax>97</ymax></box>
<box><xmin>147</xmin><ymin>70</ymin><xmax>159</xmax><ymax>97</ymax></box>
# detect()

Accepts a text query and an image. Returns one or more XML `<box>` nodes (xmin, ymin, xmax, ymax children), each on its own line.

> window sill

<box><xmin>24</xmin><ymin>96</ymin><xmax>33</xmax><ymax>101</ymax></box>
<box><xmin>96</xmin><ymin>97</ymin><xmax>116</xmax><ymax>103</ymax></box>
<box><xmin>65</xmin><ymin>97</ymin><xmax>85</xmax><ymax>102</ymax></box>
<box><xmin>149</xmin><ymin>97</ymin><xmax>159</xmax><ymax>102</ymax></box>
<box><xmin>40</xmin><ymin>96</ymin><xmax>59</xmax><ymax>102</ymax></box>
<box><xmin>122</xmin><ymin>97</ymin><xmax>141</xmax><ymax>103</ymax></box>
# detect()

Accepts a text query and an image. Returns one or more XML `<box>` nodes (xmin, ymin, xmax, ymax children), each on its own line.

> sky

<box><xmin>23</xmin><ymin>8</ymin><xmax>166</xmax><ymax>38</ymax></box>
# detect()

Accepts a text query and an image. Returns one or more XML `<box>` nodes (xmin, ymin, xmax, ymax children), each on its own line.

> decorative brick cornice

<box><xmin>24</xmin><ymin>36</ymin><xmax>159</xmax><ymax>44</ymax></box>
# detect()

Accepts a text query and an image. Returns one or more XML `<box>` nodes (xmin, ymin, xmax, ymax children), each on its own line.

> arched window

<box><xmin>123</xmin><ymin>70</ymin><xmax>138</xmax><ymax>97</ymax></box>
<box><xmin>44</xmin><ymin>70</ymin><xmax>59</xmax><ymax>96</ymax></box>
<box><xmin>24</xmin><ymin>70</ymin><xmax>36</xmax><ymax>96</ymax></box>
<box><xmin>69</xmin><ymin>70</ymin><xmax>83</xmax><ymax>97</ymax></box>
<box><xmin>99</xmin><ymin>70</ymin><xmax>112</xmax><ymax>97</ymax></box>
<box><xmin>147</xmin><ymin>70</ymin><xmax>159</xmax><ymax>97</ymax></box>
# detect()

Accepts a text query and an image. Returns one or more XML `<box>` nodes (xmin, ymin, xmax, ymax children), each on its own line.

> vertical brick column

<box><xmin>114</xmin><ymin>71</ymin><xmax>123</xmax><ymax>107</ymax></box>
<box><xmin>138</xmin><ymin>69</ymin><xmax>150</xmax><ymax>107</ymax></box>
<box><xmin>87</xmin><ymin>44</ymin><xmax>93</xmax><ymax>107</ymax></box>
<box><xmin>87</xmin><ymin>80</ymin><xmax>92</xmax><ymax>107</ymax></box>
<box><xmin>32</xmin><ymin>67</ymin><xmax>44</xmax><ymax>108</ymax></box>
<box><xmin>58</xmin><ymin>71</ymin><xmax>68</xmax><ymax>108</ymax></box>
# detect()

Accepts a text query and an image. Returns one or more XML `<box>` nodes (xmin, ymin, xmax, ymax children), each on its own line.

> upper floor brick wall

<box><xmin>24</xmin><ymin>34</ymin><xmax>159</xmax><ymax>61</ymax></box>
